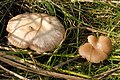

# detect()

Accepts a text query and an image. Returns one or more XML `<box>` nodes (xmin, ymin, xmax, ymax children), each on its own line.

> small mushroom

<box><xmin>78</xmin><ymin>35</ymin><xmax>112</xmax><ymax>63</ymax></box>
<box><xmin>6</xmin><ymin>13</ymin><xmax>65</xmax><ymax>53</ymax></box>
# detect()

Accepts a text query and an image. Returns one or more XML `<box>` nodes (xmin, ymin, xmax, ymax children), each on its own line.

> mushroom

<box><xmin>6</xmin><ymin>13</ymin><xmax>65</xmax><ymax>53</ymax></box>
<box><xmin>78</xmin><ymin>35</ymin><xmax>112</xmax><ymax>63</ymax></box>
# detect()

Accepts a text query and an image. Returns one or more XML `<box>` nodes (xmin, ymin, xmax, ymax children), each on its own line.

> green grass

<box><xmin>0</xmin><ymin>0</ymin><xmax>120</xmax><ymax>80</ymax></box>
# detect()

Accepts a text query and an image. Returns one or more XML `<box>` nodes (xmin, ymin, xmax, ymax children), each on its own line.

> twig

<box><xmin>94</xmin><ymin>67</ymin><xmax>120</xmax><ymax>80</ymax></box>
<box><xmin>28</xmin><ymin>52</ymin><xmax>37</xmax><ymax>67</ymax></box>
<box><xmin>71</xmin><ymin>0</ymin><xmax>120</xmax><ymax>4</ymax></box>
<box><xmin>0</xmin><ymin>45</ymin><xmax>53</xmax><ymax>55</ymax></box>
<box><xmin>0</xmin><ymin>74</ymin><xmax>10</xmax><ymax>78</ymax></box>
<box><xmin>0</xmin><ymin>45</ymin><xmax>17</xmax><ymax>52</ymax></box>
<box><xmin>1</xmin><ymin>51</ymin><xmax>91</xmax><ymax>78</ymax></box>
<box><xmin>0</xmin><ymin>56</ymin><xmax>87</xmax><ymax>80</ymax></box>
<box><xmin>0</xmin><ymin>52</ymin><xmax>40</xmax><ymax>70</ymax></box>
<box><xmin>53</xmin><ymin>56</ymin><xmax>80</xmax><ymax>69</ymax></box>
<box><xmin>0</xmin><ymin>52</ymin><xmax>91</xmax><ymax>79</ymax></box>
<box><xmin>86</xmin><ymin>27</ymin><xmax>107</xmax><ymax>34</ymax></box>
<box><xmin>0</xmin><ymin>65</ymin><xmax>30</xmax><ymax>80</ymax></box>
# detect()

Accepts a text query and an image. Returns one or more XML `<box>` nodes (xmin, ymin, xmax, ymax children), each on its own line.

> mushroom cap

<box><xmin>88</xmin><ymin>35</ymin><xmax>98</xmax><ymax>47</ymax></box>
<box><xmin>97</xmin><ymin>36</ymin><xmax>112</xmax><ymax>54</ymax></box>
<box><xmin>78</xmin><ymin>35</ymin><xmax>112</xmax><ymax>63</ymax></box>
<box><xmin>6</xmin><ymin>13</ymin><xmax>65</xmax><ymax>53</ymax></box>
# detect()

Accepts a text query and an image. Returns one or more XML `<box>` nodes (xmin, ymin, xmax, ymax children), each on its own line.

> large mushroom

<box><xmin>78</xmin><ymin>35</ymin><xmax>112</xmax><ymax>63</ymax></box>
<box><xmin>6</xmin><ymin>13</ymin><xmax>65</xmax><ymax>53</ymax></box>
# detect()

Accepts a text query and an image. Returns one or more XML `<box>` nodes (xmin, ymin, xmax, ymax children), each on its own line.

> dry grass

<box><xmin>0</xmin><ymin>0</ymin><xmax>120</xmax><ymax>80</ymax></box>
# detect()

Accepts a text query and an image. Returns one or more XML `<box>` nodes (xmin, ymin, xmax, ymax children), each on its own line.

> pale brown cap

<box><xmin>97</xmin><ymin>36</ymin><xmax>112</xmax><ymax>54</ymax></box>
<box><xmin>79</xmin><ymin>35</ymin><xmax>112</xmax><ymax>63</ymax></box>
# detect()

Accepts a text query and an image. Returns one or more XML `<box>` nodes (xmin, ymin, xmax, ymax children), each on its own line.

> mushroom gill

<box><xmin>6</xmin><ymin>13</ymin><xmax>65</xmax><ymax>53</ymax></box>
